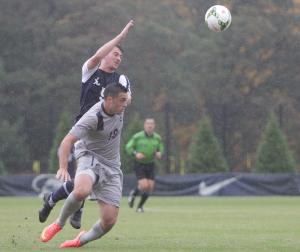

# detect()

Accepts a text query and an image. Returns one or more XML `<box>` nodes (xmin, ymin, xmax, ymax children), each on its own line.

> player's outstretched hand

<box><xmin>119</xmin><ymin>20</ymin><xmax>133</xmax><ymax>39</ymax></box>
<box><xmin>56</xmin><ymin>168</ymin><xmax>71</xmax><ymax>182</ymax></box>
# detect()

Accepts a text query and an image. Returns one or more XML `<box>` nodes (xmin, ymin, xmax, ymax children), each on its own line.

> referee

<box><xmin>125</xmin><ymin>118</ymin><xmax>164</xmax><ymax>212</ymax></box>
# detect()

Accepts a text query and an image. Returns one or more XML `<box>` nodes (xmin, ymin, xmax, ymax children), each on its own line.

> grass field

<box><xmin>1</xmin><ymin>196</ymin><xmax>300</xmax><ymax>252</ymax></box>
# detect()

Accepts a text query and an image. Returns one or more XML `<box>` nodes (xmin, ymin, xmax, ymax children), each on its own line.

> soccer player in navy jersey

<box><xmin>39</xmin><ymin>20</ymin><xmax>133</xmax><ymax>229</ymax></box>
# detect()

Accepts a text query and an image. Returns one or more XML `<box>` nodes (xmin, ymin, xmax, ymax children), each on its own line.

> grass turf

<box><xmin>1</xmin><ymin>196</ymin><xmax>300</xmax><ymax>251</ymax></box>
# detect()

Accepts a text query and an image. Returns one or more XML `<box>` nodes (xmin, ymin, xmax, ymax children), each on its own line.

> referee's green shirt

<box><xmin>125</xmin><ymin>130</ymin><xmax>164</xmax><ymax>164</ymax></box>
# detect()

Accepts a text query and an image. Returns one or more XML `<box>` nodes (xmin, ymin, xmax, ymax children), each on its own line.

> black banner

<box><xmin>1</xmin><ymin>173</ymin><xmax>300</xmax><ymax>197</ymax></box>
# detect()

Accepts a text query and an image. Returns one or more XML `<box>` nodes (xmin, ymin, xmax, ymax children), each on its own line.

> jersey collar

<box><xmin>144</xmin><ymin>131</ymin><xmax>154</xmax><ymax>138</ymax></box>
<box><xmin>101</xmin><ymin>102</ymin><xmax>114</xmax><ymax>117</ymax></box>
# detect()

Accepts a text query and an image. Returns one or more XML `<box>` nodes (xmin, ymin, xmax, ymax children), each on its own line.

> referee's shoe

<box><xmin>136</xmin><ymin>207</ymin><xmax>144</xmax><ymax>213</ymax></box>
<box><xmin>128</xmin><ymin>190</ymin><xmax>135</xmax><ymax>208</ymax></box>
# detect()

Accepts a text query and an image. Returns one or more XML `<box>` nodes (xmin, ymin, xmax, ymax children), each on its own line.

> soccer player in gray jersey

<box><xmin>40</xmin><ymin>83</ymin><xmax>128</xmax><ymax>248</ymax></box>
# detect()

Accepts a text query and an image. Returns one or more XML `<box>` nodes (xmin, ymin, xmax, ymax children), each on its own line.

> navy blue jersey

<box><xmin>74</xmin><ymin>60</ymin><xmax>130</xmax><ymax>124</ymax></box>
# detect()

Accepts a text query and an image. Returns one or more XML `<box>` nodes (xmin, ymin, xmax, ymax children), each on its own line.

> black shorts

<box><xmin>133</xmin><ymin>161</ymin><xmax>155</xmax><ymax>181</ymax></box>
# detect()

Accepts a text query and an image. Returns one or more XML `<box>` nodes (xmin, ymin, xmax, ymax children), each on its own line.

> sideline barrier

<box><xmin>0</xmin><ymin>173</ymin><xmax>300</xmax><ymax>197</ymax></box>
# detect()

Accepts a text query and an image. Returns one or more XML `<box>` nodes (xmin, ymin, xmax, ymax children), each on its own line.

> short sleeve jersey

<box><xmin>70</xmin><ymin>101</ymin><xmax>124</xmax><ymax>172</ymax></box>
<box><xmin>125</xmin><ymin>131</ymin><xmax>164</xmax><ymax>164</ymax></box>
<box><xmin>74</xmin><ymin>60</ymin><xmax>130</xmax><ymax>124</ymax></box>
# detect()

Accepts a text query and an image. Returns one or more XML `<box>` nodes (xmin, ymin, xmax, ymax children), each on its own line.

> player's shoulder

<box><xmin>132</xmin><ymin>130</ymin><xmax>145</xmax><ymax>138</ymax></box>
<box><xmin>153</xmin><ymin>132</ymin><xmax>162</xmax><ymax>140</ymax></box>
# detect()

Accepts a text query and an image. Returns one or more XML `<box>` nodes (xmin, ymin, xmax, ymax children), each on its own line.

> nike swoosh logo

<box><xmin>198</xmin><ymin>176</ymin><xmax>241</xmax><ymax>196</ymax></box>
<box><xmin>41</xmin><ymin>228</ymin><xmax>48</xmax><ymax>240</ymax></box>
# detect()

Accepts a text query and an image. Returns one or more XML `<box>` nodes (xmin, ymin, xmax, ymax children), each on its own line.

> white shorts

<box><xmin>75</xmin><ymin>155</ymin><xmax>123</xmax><ymax>207</ymax></box>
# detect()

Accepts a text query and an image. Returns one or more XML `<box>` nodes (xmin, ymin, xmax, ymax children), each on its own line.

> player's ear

<box><xmin>107</xmin><ymin>96</ymin><xmax>113</xmax><ymax>102</ymax></box>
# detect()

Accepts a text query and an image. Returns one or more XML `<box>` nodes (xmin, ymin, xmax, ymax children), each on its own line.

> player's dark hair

<box><xmin>116</xmin><ymin>44</ymin><xmax>124</xmax><ymax>54</ymax></box>
<box><xmin>104</xmin><ymin>82</ymin><xmax>128</xmax><ymax>100</ymax></box>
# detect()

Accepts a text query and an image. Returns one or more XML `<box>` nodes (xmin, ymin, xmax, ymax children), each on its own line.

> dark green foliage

<box><xmin>0</xmin><ymin>0</ymin><xmax>300</xmax><ymax>173</ymax></box>
<box><xmin>48</xmin><ymin>111</ymin><xmax>73</xmax><ymax>174</ymax></box>
<box><xmin>254</xmin><ymin>113</ymin><xmax>296</xmax><ymax>173</ymax></box>
<box><xmin>185</xmin><ymin>115</ymin><xmax>229</xmax><ymax>173</ymax></box>
<box><xmin>0</xmin><ymin>120</ymin><xmax>29</xmax><ymax>174</ymax></box>
<box><xmin>120</xmin><ymin>114</ymin><xmax>143</xmax><ymax>174</ymax></box>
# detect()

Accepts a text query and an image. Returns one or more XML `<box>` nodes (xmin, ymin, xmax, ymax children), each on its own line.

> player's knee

<box><xmin>73</xmin><ymin>188</ymin><xmax>89</xmax><ymax>201</ymax></box>
<box><xmin>101</xmin><ymin>216</ymin><xmax>117</xmax><ymax>231</ymax></box>
<box><xmin>147</xmin><ymin>186</ymin><xmax>153</xmax><ymax>193</ymax></box>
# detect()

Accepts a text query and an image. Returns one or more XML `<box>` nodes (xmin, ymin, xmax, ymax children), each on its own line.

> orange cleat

<box><xmin>60</xmin><ymin>230</ymin><xmax>88</xmax><ymax>248</ymax></box>
<box><xmin>40</xmin><ymin>222</ymin><xmax>62</xmax><ymax>242</ymax></box>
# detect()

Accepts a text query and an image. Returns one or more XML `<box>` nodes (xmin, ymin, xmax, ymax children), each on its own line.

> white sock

<box><xmin>80</xmin><ymin>220</ymin><xmax>106</xmax><ymax>245</ymax></box>
<box><xmin>56</xmin><ymin>192</ymin><xmax>82</xmax><ymax>228</ymax></box>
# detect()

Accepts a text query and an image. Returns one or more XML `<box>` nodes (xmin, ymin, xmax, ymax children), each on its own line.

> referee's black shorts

<box><xmin>133</xmin><ymin>161</ymin><xmax>155</xmax><ymax>181</ymax></box>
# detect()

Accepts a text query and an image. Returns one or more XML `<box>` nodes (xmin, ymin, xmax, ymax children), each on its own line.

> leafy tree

<box><xmin>48</xmin><ymin>111</ymin><xmax>73</xmax><ymax>174</ymax></box>
<box><xmin>0</xmin><ymin>119</ymin><xmax>29</xmax><ymax>173</ymax></box>
<box><xmin>120</xmin><ymin>114</ymin><xmax>143</xmax><ymax>174</ymax></box>
<box><xmin>0</xmin><ymin>0</ymin><xmax>300</xmax><ymax>173</ymax></box>
<box><xmin>185</xmin><ymin>115</ymin><xmax>229</xmax><ymax>173</ymax></box>
<box><xmin>253</xmin><ymin>113</ymin><xmax>296</xmax><ymax>173</ymax></box>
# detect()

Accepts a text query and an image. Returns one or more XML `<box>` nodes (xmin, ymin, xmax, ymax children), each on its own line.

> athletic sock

<box><xmin>48</xmin><ymin>195</ymin><xmax>55</xmax><ymax>207</ymax></box>
<box><xmin>79</xmin><ymin>219</ymin><xmax>106</xmax><ymax>245</ymax></box>
<box><xmin>52</xmin><ymin>178</ymin><xmax>75</xmax><ymax>203</ymax></box>
<box><xmin>80</xmin><ymin>200</ymin><xmax>85</xmax><ymax>211</ymax></box>
<box><xmin>56</xmin><ymin>192</ymin><xmax>82</xmax><ymax>228</ymax></box>
<box><xmin>138</xmin><ymin>192</ymin><xmax>149</xmax><ymax>208</ymax></box>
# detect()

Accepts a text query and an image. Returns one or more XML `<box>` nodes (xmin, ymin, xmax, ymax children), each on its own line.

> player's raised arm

<box><xmin>87</xmin><ymin>20</ymin><xmax>133</xmax><ymax>70</ymax></box>
<box><xmin>127</xmin><ymin>91</ymin><xmax>132</xmax><ymax>105</ymax></box>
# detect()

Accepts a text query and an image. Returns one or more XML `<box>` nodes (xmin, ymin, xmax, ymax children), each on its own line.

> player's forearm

<box><xmin>125</xmin><ymin>142</ymin><xmax>135</xmax><ymax>155</ymax></box>
<box><xmin>59</xmin><ymin>134</ymin><xmax>78</xmax><ymax>170</ymax></box>
<box><xmin>127</xmin><ymin>91</ymin><xmax>132</xmax><ymax>105</ymax></box>
<box><xmin>93</xmin><ymin>35</ymin><xmax>124</xmax><ymax>62</ymax></box>
<box><xmin>59</xmin><ymin>142</ymin><xmax>72</xmax><ymax>171</ymax></box>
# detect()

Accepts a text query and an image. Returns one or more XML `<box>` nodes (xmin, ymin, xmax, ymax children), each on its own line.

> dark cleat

<box><xmin>136</xmin><ymin>207</ymin><xmax>145</xmax><ymax>213</ymax></box>
<box><xmin>128</xmin><ymin>190</ymin><xmax>135</xmax><ymax>208</ymax></box>
<box><xmin>39</xmin><ymin>192</ymin><xmax>54</xmax><ymax>223</ymax></box>
<box><xmin>69</xmin><ymin>209</ymin><xmax>82</xmax><ymax>229</ymax></box>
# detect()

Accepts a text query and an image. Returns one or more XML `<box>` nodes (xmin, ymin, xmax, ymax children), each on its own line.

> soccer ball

<box><xmin>205</xmin><ymin>5</ymin><xmax>231</xmax><ymax>32</ymax></box>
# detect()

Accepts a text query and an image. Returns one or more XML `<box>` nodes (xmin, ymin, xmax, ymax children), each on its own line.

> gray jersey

<box><xmin>70</xmin><ymin>101</ymin><xmax>123</xmax><ymax>173</ymax></box>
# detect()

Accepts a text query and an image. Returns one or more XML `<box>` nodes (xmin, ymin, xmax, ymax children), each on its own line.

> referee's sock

<box><xmin>138</xmin><ymin>191</ymin><xmax>149</xmax><ymax>208</ymax></box>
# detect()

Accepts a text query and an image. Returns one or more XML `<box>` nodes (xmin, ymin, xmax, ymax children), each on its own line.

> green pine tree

<box><xmin>185</xmin><ymin>115</ymin><xmax>229</xmax><ymax>173</ymax></box>
<box><xmin>120</xmin><ymin>114</ymin><xmax>144</xmax><ymax>174</ymax></box>
<box><xmin>48</xmin><ymin>111</ymin><xmax>73</xmax><ymax>174</ymax></box>
<box><xmin>0</xmin><ymin>119</ymin><xmax>29</xmax><ymax>174</ymax></box>
<box><xmin>253</xmin><ymin>113</ymin><xmax>296</xmax><ymax>173</ymax></box>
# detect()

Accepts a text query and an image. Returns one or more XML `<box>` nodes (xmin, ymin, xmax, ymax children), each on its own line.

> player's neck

<box><xmin>99</xmin><ymin>64</ymin><xmax>114</xmax><ymax>73</ymax></box>
<box><xmin>103</xmin><ymin>101</ymin><xmax>115</xmax><ymax>116</ymax></box>
<box><xmin>145</xmin><ymin>130</ymin><xmax>154</xmax><ymax>136</ymax></box>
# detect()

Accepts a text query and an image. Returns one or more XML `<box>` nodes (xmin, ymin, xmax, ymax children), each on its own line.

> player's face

<box><xmin>110</xmin><ymin>92</ymin><xmax>128</xmax><ymax>115</ymax></box>
<box><xmin>105</xmin><ymin>47</ymin><xmax>122</xmax><ymax>70</ymax></box>
<box><xmin>144</xmin><ymin>119</ymin><xmax>155</xmax><ymax>134</ymax></box>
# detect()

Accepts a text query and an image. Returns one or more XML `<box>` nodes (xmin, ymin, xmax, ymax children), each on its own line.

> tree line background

<box><xmin>1</xmin><ymin>0</ymin><xmax>300</xmax><ymax>174</ymax></box>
